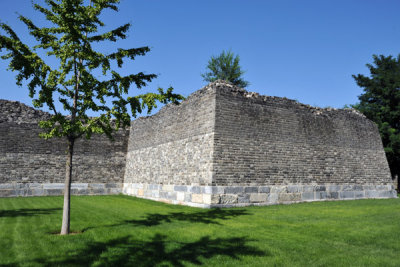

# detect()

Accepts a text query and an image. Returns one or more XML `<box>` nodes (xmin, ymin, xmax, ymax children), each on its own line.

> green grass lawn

<box><xmin>0</xmin><ymin>195</ymin><xmax>399</xmax><ymax>266</ymax></box>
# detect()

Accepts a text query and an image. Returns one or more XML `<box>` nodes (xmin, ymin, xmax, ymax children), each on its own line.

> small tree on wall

<box><xmin>0</xmin><ymin>0</ymin><xmax>183</xmax><ymax>235</ymax></box>
<box><xmin>201</xmin><ymin>50</ymin><xmax>249</xmax><ymax>88</ymax></box>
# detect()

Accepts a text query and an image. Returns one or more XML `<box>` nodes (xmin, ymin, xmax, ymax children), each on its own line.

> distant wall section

<box><xmin>0</xmin><ymin>100</ymin><xmax>128</xmax><ymax>197</ymax></box>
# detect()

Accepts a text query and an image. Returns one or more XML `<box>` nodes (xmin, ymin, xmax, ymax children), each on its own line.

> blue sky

<box><xmin>1</xmin><ymin>0</ymin><xmax>399</xmax><ymax>116</ymax></box>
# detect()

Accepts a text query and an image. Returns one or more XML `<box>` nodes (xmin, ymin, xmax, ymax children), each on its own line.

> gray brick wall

<box><xmin>212</xmin><ymin>83</ymin><xmax>392</xmax><ymax>186</ymax></box>
<box><xmin>124</xmin><ymin>86</ymin><xmax>216</xmax><ymax>186</ymax></box>
<box><xmin>0</xmin><ymin>100</ymin><xmax>128</xmax><ymax>186</ymax></box>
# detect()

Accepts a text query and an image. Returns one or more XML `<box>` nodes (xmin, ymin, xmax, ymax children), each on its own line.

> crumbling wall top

<box><xmin>0</xmin><ymin>99</ymin><xmax>51</xmax><ymax>124</ymax></box>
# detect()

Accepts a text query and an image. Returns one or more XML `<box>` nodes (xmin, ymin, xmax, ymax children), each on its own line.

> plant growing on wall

<box><xmin>353</xmin><ymin>54</ymin><xmax>400</xmax><ymax>184</ymax></box>
<box><xmin>201</xmin><ymin>50</ymin><xmax>249</xmax><ymax>88</ymax></box>
<box><xmin>0</xmin><ymin>0</ymin><xmax>183</xmax><ymax>235</ymax></box>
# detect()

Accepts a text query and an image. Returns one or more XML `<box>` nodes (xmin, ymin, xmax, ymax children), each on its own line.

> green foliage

<box><xmin>1</xmin><ymin>195</ymin><xmax>400</xmax><ymax>266</ymax></box>
<box><xmin>353</xmin><ymin>55</ymin><xmax>400</xmax><ymax>178</ymax></box>
<box><xmin>0</xmin><ymin>0</ymin><xmax>183</xmax><ymax>141</ymax></box>
<box><xmin>201</xmin><ymin>50</ymin><xmax>249</xmax><ymax>88</ymax></box>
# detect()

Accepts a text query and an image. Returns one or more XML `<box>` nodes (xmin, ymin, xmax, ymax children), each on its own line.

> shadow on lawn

<box><xmin>125</xmin><ymin>208</ymin><xmax>250</xmax><ymax>226</ymax></box>
<box><xmin>0</xmin><ymin>208</ymin><xmax>61</xmax><ymax>218</ymax></box>
<box><xmin>31</xmin><ymin>234</ymin><xmax>266</xmax><ymax>266</ymax></box>
<box><xmin>82</xmin><ymin>208</ymin><xmax>250</xmax><ymax>232</ymax></box>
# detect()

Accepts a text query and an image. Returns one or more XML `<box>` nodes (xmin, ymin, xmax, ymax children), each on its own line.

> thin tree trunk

<box><xmin>60</xmin><ymin>138</ymin><xmax>74</xmax><ymax>235</ymax></box>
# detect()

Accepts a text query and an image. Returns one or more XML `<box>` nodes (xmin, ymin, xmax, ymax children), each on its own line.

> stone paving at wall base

<box><xmin>0</xmin><ymin>183</ymin><xmax>122</xmax><ymax>197</ymax></box>
<box><xmin>123</xmin><ymin>183</ymin><xmax>397</xmax><ymax>208</ymax></box>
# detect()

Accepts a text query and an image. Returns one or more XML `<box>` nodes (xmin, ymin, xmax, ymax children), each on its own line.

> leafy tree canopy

<box><xmin>353</xmin><ymin>54</ymin><xmax>400</xmax><ymax>179</ymax></box>
<box><xmin>201</xmin><ymin>50</ymin><xmax>249</xmax><ymax>88</ymax></box>
<box><xmin>0</xmin><ymin>0</ymin><xmax>183</xmax><ymax>234</ymax></box>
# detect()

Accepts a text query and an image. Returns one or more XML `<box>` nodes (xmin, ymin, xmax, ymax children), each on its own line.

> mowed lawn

<box><xmin>0</xmin><ymin>195</ymin><xmax>399</xmax><ymax>266</ymax></box>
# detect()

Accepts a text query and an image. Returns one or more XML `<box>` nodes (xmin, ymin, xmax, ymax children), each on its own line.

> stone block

<box><xmin>353</xmin><ymin>185</ymin><xmax>363</xmax><ymax>191</ymax></box>
<box><xmin>184</xmin><ymin>193</ymin><xmax>192</xmax><ymax>202</ymax></box>
<box><xmin>211</xmin><ymin>186</ymin><xmax>224</xmax><ymax>194</ymax></box>
<box><xmin>315</xmin><ymin>185</ymin><xmax>326</xmax><ymax>192</ymax></box>
<box><xmin>327</xmin><ymin>185</ymin><xmax>341</xmax><ymax>192</ymax></box>
<box><xmin>159</xmin><ymin>191</ymin><xmax>169</xmax><ymax>199</ymax></box>
<box><xmin>203</xmin><ymin>186</ymin><xmax>212</xmax><ymax>194</ymax></box>
<box><xmin>302</xmin><ymin>192</ymin><xmax>315</xmax><ymax>201</ymax></box>
<box><xmin>174</xmin><ymin>185</ymin><xmax>187</xmax><ymax>192</ymax></box>
<box><xmin>92</xmin><ymin>188</ymin><xmax>105</xmax><ymax>195</ymax></box>
<box><xmin>0</xmin><ymin>189</ymin><xmax>15</xmax><ymax>197</ymax></box>
<box><xmin>302</xmin><ymin>185</ymin><xmax>314</xmax><ymax>192</ymax></box>
<box><xmin>365</xmin><ymin>190</ymin><xmax>379</xmax><ymax>198</ymax></box>
<box><xmin>149</xmin><ymin>184</ymin><xmax>161</xmax><ymax>190</ymax></box>
<box><xmin>378</xmin><ymin>191</ymin><xmax>393</xmax><ymax>198</ymax></box>
<box><xmin>271</xmin><ymin>186</ymin><xmax>286</xmax><ymax>193</ymax></box>
<box><xmin>278</xmin><ymin>193</ymin><xmax>301</xmax><ymax>202</ymax></box>
<box><xmin>190</xmin><ymin>186</ymin><xmax>202</xmax><ymax>194</ymax></box>
<box><xmin>259</xmin><ymin>186</ymin><xmax>270</xmax><ymax>193</ymax></box>
<box><xmin>287</xmin><ymin>185</ymin><xmax>301</xmax><ymax>193</ymax></box>
<box><xmin>151</xmin><ymin>190</ymin><xmax>160</xmax><ymax>198</ymax></box>
<box><xmin>25</xmin><ymin>183</ymin><xmax>41</xmax><ymax>189</ymax></box>
<box><xmin>326</xmin><ymin>192</ymin><xmax>339</xmax><ymax>199</ymax></box>
<box><xmin>177</xmin><ymin>192</ymin><xmax>185</xmax><ymax>201</ymax></box>
<box><xmin>340</xmin><ymin>191</ymin><xmax>354</xmax><ymax>199</ymax></box>
<box><xmin>250</xmin><ymin>193</ymin><xmax>268</xmax><ymax>203</ymax></box>
<box><xmin>90</xmin><ymin>183</ymin><xmax>105</xmax><ymax>189</ymax></box>
<box><xmin>30</xmin><ymin>188</ymin><xmax>44</xmax><ymax>196</ymax></box>
<box><xmin>162</xmin><ymin>185</ymin><xmax>174</xmax><ymax>192</ymax></box>
<box><xmin>192</xmin><ymin>194</ymin><xmax>203</xmax><ymax>203</ymax></box>
<box><xmin>354</xmin><ymin>191</ymin><xmax>365</xmax><ymax>199</ymax></box>
<box><xmin>46</xmin><ymin>189</ymin><xmax>63</xmax><ymax>196</ymax></box>
<box><xmin>220</xmin><ymin>194</ymin><xmax>238</xmax><ymax>204</ymax></box>
<box><xmin>244</xmin><ymin>187</ymin><xmax>258</xmax><ymax>193</ymax></box>
<box><xmin>71</xmin><ymin>183</ymin><xmax>88</xmax><ymax>189</ymax></box>
<box><xmin>211</xmin><ymin>194</ymin><xmax>221</xmax><ymax>204</ymax></box>
<box><xmin>268</xmin><ymin>193</ymin><xmax>278</xmax><ymax>203</ymax></box>
<box><xmin>315</xmin><ymin>191</ymin><xmax>327</xmax><ymax>200</ymax></box>
<box><xmin>225</xmin><ymin>186</ymin><xmax>244</xmax><ymax>194</ymax></box>
<box><xmin>43</xmin><ymin>183</ymin><xmax>64</xmax><ymax>189</ymax></box>
<box><xmin>105</xmin><ymin>183</ymin><xmax>118</xmax><ymax>188</ymax></box>
<box><xmin>203</xmin><ymin>194</ymin><xmax>212</xmax><ymax>204</ymax></box>
<box><xmin>342</xmin><ymin>185</ymin><xmax>354</xmax><ymax>191</ymax></box>
<box><xmin>0</xmin><ymin>184</ymin><xmax>15</xmax><ymax>190</ymax></box>
<box><xmin>238</xmin><ymin>194</ymin><xmax>250</xmax><ymax>203</ymax></box>
<box><xmin>137</xmin><ymin>189</ymin><xmax>144</xmax><ymax>196</ymax></box>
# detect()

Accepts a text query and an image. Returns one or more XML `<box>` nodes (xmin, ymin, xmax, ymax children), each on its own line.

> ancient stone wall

<box><xmin>123</xmin><ymin>86</ymin><xmax>216</xmax><ymax>201</ymax></box>
<box><xmin>1</xmin><ymin>81</ymin><xmax>397</xmax><ymax>206</ymax></box>
<box><xmin>0</xmin><ymin>100</ymin><xmax>128</xmax><ymax>197</ymax></box>
<box><xmin>123</xmin><ymin>81</ymin><xmax>396</xmax><ymax>207</ymax></box>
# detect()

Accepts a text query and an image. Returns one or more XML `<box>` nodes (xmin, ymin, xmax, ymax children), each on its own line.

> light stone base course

<box><xmin>0</xmin><ymin>183</ymin><xmax>122</xmax><ymax>197</ymax></box>
<box><xmin>123</xmin><ymin>183</ymin><xmax>398</xmax><ymax>208</ymax></box>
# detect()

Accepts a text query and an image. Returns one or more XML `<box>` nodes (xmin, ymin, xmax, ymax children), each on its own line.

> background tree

<box><xmin>0</xmin><ymin>0</ymin><xmax>183</xmax><ymax>235</ymax></box>
<box><xmin>353</xmin><ymin>54</ymin><xmax>400</xmax><ymax>185</ymax></box>
<box><xmin>201</xmin><ymin>50</ymin><xmax>249</xmax><ymax>88</ymax></box>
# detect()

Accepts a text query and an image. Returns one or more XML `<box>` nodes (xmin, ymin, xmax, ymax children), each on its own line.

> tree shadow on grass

<box><xmin>0</xmin><ymin>208</ymin><xmax>61</xmax><ymax>218</ymax></box>
<box><xmin>33</xmin><ymin>234</ymin><xmax>267</xmax><ymax>266</ymax></box>
<box><xmin>125</xmin><ymin>208</ymin><xmax>250</xmax><ymax>226</ymax></box>
<box><xmin>82</xmin><ymin>208</ymin><xmax>250</xmax><ymax>232</ymax></box>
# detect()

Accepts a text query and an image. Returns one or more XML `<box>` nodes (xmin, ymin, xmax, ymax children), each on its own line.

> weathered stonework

<box><xmin>122</xmin><ymin>183</ymin><xmax>396</xmax><ymax>208</ymax></box>
<box><xmin>1</xmin><ymin>81</ymin><xmax>397</xmax><ymax>205</ymax></box>
<box><xmin>123</xmin><ymin>81</ymin><xmax>397</xmax><ymax>206</ymax></box>
<box><xmin>0</xmin><ymin>183</ymin><xmax>122</xmax><ymax>197</ymax></box>
<box><xmin>0</xmin><ymin>99</ymin><xmax>128</xmax><ymax>196</ymax></box>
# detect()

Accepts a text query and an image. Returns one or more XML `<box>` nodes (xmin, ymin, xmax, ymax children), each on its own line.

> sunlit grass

<box><xmin>0</xmin><ymin>195</ymin><xmax>399</xmax><ymax>266</ymax></box>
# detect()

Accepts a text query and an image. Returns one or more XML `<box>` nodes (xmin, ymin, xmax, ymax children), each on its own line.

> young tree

<box><xmin>201</xmin><ymin>50</ymin><xmax>249</xmax><ymax>88</ymax></box>
<box><xmin>0</xmin><ymin>0</ymin><xmax>183</xmax><ymax>235</ymax></box>
<box><xmin>353</xmin><ymin>54</ymin><xmax>400</xmax><ymax>183</ymax></box>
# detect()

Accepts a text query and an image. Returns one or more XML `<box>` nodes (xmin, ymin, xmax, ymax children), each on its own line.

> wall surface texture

<box><xmin>0</xmin><ymin>100</ymin><xmax>128</xmax><ymax>197</ymax></box>
<box><xmin>1</xmin><ymin>81</ymin><xmax>397</xmax><ymax>207</ymax></box>
<box><xmin>123</xmin><ymin>81</ymin><xmax>396</xmax><ymax>207</ymax></box>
